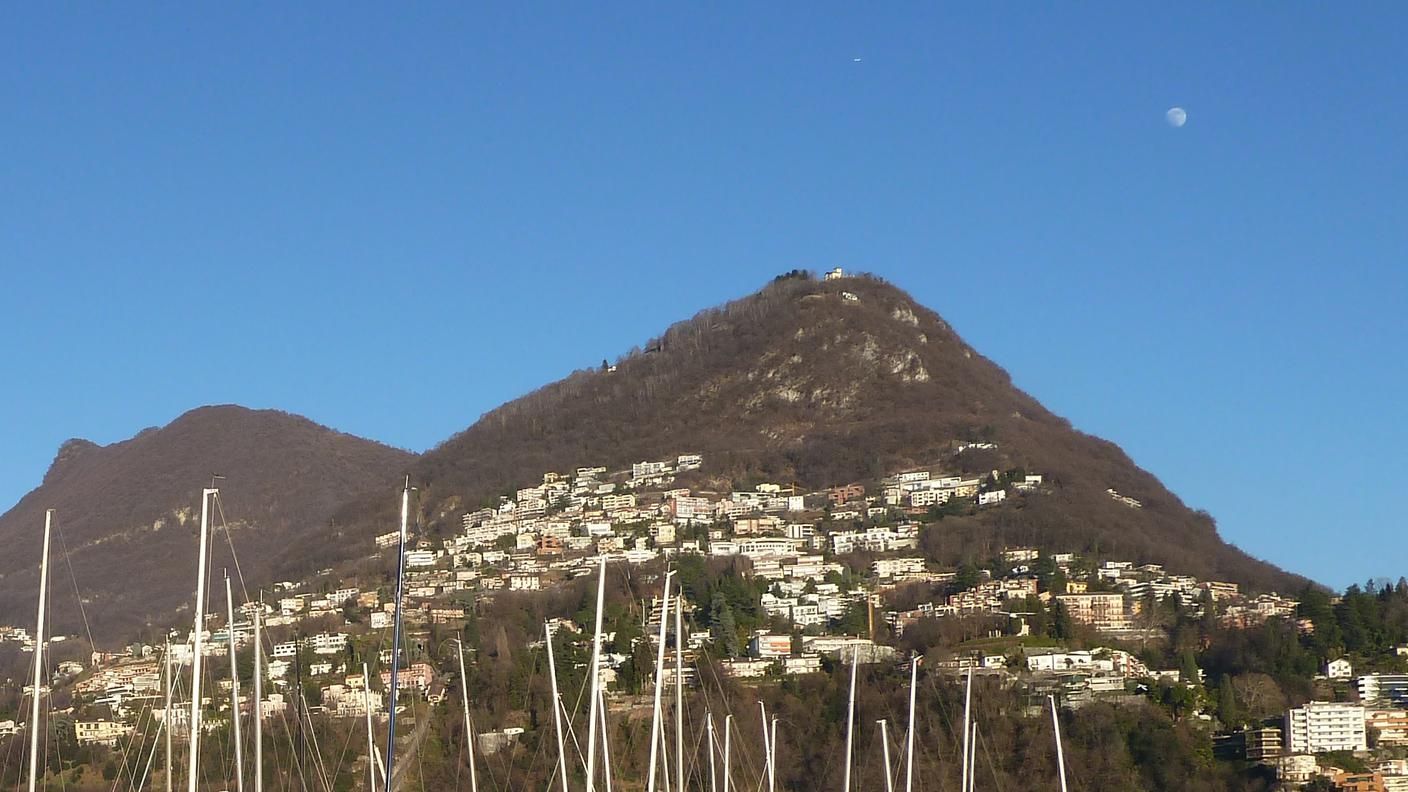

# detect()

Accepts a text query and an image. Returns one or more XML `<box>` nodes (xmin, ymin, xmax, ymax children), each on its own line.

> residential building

<box><xmin>1244</xmin><ymin>727</ymin><xmax>1284</xmax><ymax>760</ymax></box>
<box><xmin>1333</xmin><ymin>772</ymin><xmax>1387</xmax><ymax>792</ymax></box>
<box><xmin>1056</xmin><ymin>593</ymin><xmax>1132</xmax><ymax>632</ymax></box>
<box><xmin>1368</xmin><ymin>709</ymin><xmax>1408</xmax><ymax>746</ymax></box>
<box><xmin>782</xmin><ymin>654</ymin><xmax>822</xmax><ymax>675</ymax></box>
<box><xmin>1026</xmin><ymin>650</ymin><xmax>1112</xmax><ymax>673</ymax></box>
<box><xmin>75</xmin><ymin>720</ymin><xmax>132</xmax><ymax>746</ymax></box>
<box><xmin>748</xmin><ymin>633</ymin><xmax>792</xmax><ymax>658</ymax></box>
<box><xmin>977</xmin><ymin>490</ymin><xmax>1006</xmax><ymax>506</ymax></box>
<box><xmin>1273</xmin><ymin>754</ymin><xmax>1317</xmax><ymax>784</ymax></box>
<box><xmin>671</xmin><ymin>496</ymin><xmax>715</xmax><ymax>522</ymax></box>
<box><xmin>1326</xmin><ymin>657</ymin><xmax>1354</xmax><ymax>679</ymax></box>
<box><xmin>827</xmin><ymin>484</ymin><xmax>866</xmax><ymax>504</ymax></box>
<box><xmin>380</xmin><ymin>663</ymin><xmax>435</xmax><ymax>692</ymax></box>
<box><xmin>509</xmin><ymin>573</ymin><xmax>541</xmax><ymax>591</ymax></box>
<box><xmin>722</xmin><ymin>659</ymin><xmax>771</xmax><ymax>678</ymax></box>
<box><xmin>1360</xmin><ymin>675</ymin><xmax>1408</xmax><ymax>707</ymax></box>
<box><xmin>1283</xmin><ymin>702</ymin><xmax>1367</xmax><ymax>753</ymax></box>
<box><xmin>600</xmin><ymin>493</ymin><xmax>637</xmax><ymax>512</ymax></box>
<box><xmin>872</xmin><ymin>557</ymin><xmax>926</xmax><ymax>579</ymax></box>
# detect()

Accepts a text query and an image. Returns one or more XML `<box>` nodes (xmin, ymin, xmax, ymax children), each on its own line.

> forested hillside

<box><xmin>365</xmin><ymin>271</ymin><xmax>1301</xmax><ymax>593</ymax></box>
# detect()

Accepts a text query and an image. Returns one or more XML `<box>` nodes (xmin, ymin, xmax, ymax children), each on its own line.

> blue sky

<box><xmin>2</xmin><ymin>5</ymin><xmax>1404</xmax><ymax>589</ymax></box>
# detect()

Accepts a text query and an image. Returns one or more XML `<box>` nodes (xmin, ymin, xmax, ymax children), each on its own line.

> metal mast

<box><xmin>164</xmin><ymin>636</ymin><xmax>173</xmax><ymax>792</ymax></box>
<box><xmin>842</xmin><ymin>647</ymin><xmax>859</xmax><ymax>792</ymax></box>
<box><xmin>721</xmin><ymin>714</ymin><xmax>732</xmax><ymax>792</ymax></box>
<box><xmin>383</xmin><ymin>479</ymin><xmax>411</xmax><ymax>792</ymax></box>
<box><xmin>253</xmin><ymin>598</ymin><xmax>263</xmax><ymax>792</ymax></box>
<box><xmin>456</xmin><ymin>636</ymin><xmax>479</xmax><ymax>792</ymax></box>
<box><xmin>960</xmin><ymin>667</ymin><xmax>973</xmax><ymax>792</ymax></box>
<box><xmin>188</xmin><ymin>488</ymin><xmax>217</xmax><ymax>792</ymax></box>
<box><xmin>545</xmin><ymin>621</ymin><xmax>570</xmax><ymax>792</ymax></box>
<box><xmin>225</xmin><ymin>572</ymin><xmax>245</xmax><ymax>792</ymax></box>
<box><xmin>706</xmin><ymin>713</ymin><xmax>718</xmax><ymax>792</ymax></box>
<box><xmin>877</xmin><ymin>720</ymin><xmax>893</xmax><ymax>792</ymax></box>
<box><xmin>27</xmin><ymin>510</ymin><xmax>53</xmax><ymax>792</ymax></box>
<box><xmin>674</xmin><ymin>594</ymin><xmax>684</xmax><ymax>792</ymax></box>
<box><xmin>646</xmin><ymin>573</ymin><xmax>673</xmax><ymax>792</ymax></box>
<box><xmin>363</xmin><ymin>663</ymin><xmax>377</xmax><ymax>792</ymax></box>
<box><xmin>585</xmin><ymin>556</ymin><xmax>607</xmax><ymax>792</ymax></box>
<box><xmin>904</xmin><ymin>657</ymin><xmax>919</xmax><ymax>792</ymax></box>
<box><xmin>758</xmin><ymin>702</ymin><xmax>773</xmax><ymax>792</ymax></box>
<box><xmin>1050</xmin><ymin>696</ymin><xmax>1068</xmax><ymax>792</ymax></box>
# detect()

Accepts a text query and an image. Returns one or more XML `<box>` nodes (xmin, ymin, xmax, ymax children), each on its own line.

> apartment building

<box><xmin>748</xmin><ymin>633</ymin><xmax>792</xmax><ymax>658</ymax></box>
<box><xmin>1283</xmin><ymin>701</ymin><xmax>1367</xmax><ymax>753</ymax></box>
<box><xmin>75</xmin><ymin>720</ymin><xmax>132</xmax><ymax>746</ymax></box>
<box><xmin>1056</xmin><ymin>593</ymin><xmax>1132</xmax><ymax>632</ymax></box>
<box><xmin>1359</xmin><ymin>674</ymin><xmax>1408</xmax><ymax>707</ymax></box>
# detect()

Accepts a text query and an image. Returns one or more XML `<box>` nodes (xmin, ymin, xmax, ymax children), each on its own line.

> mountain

<box><xmin>0</xmin><ymin>406</ymin><xmax>415</xmax><ymax>640</ymax></box>
<box><xmin>397</xmin><ymin>271</ymin><xmax>1305</xmax><ymax>593</ymax></box>
<box><xmin>0</xmin><ymin>272</ymin><xmax>1308</xmax><ymax>645</ymax></box>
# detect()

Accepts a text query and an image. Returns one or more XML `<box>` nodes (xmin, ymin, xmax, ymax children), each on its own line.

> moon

<box><xmin>1166</xmin><ymin>107</ymin><xmax>1187</xmax><ymax>128</ymax></box>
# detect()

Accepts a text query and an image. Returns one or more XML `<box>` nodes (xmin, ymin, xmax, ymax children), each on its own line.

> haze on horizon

<box><xmin>2</xmin><ymin>5</ymin><xmax>1404</xmax><ymax>590</ymax></box>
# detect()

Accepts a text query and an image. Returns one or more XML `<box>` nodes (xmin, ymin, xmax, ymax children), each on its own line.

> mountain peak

<box><xmin>408</xmin><ymin>271</ymin><xmax>1303</xmax><ymax>593</ymax></box>
<box><xmin>0</xmin><ymin>406</ymin><xmax>415</xmax><ymax>639</ymax></box>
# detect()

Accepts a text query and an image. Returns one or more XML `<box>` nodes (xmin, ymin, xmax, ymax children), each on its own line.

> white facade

<box><xmin>978</xmin><ymin>490</ymin><xmax>1007</xmax><ymax>506</ymax></box>
<box><xmin>1325</xmin><ymin>657</ymin><xmax>1353</xmax><ymax>679</ymax></box>
<box><xmin>1283</xmin><ymin>702</ymin><xmax>1367</xmax><ymax>753</ymax></box>
<box><xmin>872</xmin><ymin>557</ymin><xmax>926</xmax><ymax>579</ymax></box>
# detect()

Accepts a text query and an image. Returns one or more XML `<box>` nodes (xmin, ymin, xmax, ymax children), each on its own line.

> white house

<box><xmin>977</xmin><ymin>490</ymin><xmax>1007</xmax><ymax>506</ymax></box>
<box><xmin>1325</xmin><ymin>657</ymin><xmax>1353</xmax><ymax>679</ymax></box>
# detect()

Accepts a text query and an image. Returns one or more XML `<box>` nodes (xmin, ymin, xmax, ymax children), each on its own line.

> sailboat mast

<box><xmin>721</xmin><ymin>714</ymin><xmax>732</xmax><ymax>792</ymax></box>
<box><xmin>585</xmin><ymin>555</ymin><xmax>608</xmax><ymax>792</ymax></box>
<box><xmin>598</xmin><ymin>684</ymin><xmax>614</xmax><ymax>792</ymax></box>
<box><xmin>1049</xmin><ymin>696</ymin><xmax>1068</xmax><ymax>792</ymax></box>
<box><xmin>706</xmin><ymin>713</ymin><xmax>717</xmax><ymax>792</ymax></box>
<box><xmin>757</xmin><ymin>702</ymin><xmax>772</xmax><ymax>792</ymax></box>
<box><xmin>188</xmin><ymin>488</ymin><xmax>216</xmax><ymax>792</ymax></box>
<box><xmin>768</xmin><ymin>719</ymin><xmax>778</xmax><ymax>791</ymax></box>
<box><xmin>959</xmin><ymin>667</ymin><xmax>972</xmax><ymax>792</ymax></box>
<box><xmin>383</xmin><ymin>479</ymin><xmax>411</xmax><ymax>792</ymax></box>
<box><xmin>225</xmin><ymin>572</ymin><xmax>245</xmax><ymax>792</ymax></box>
<box><xmin>253</xmin><ymin>598</ymin><xmax>263</xmax><ymax>792</ymax></box>
<box><xmin>456</xmin><ymin>636</ymin><xmax>479</xmax><ymax>792</ymax></box>
<box><xmin>164</xmin><ymin>637</ymin><xmax>173</xmax><ymax>792</ymax></box>
<box><xmin>363</xmin><ymin>663</ymin><xmax>377</xmax><ymax>792</ymax></box>
<box><xmin>968</xmin><ymin>721</ymin><xmax>978</xmax><ymax>792</ymax></box>
<box><xmin>674</xmin><ymin>594</ymin><xmax>684</xmax><ymax>792</ymax></box>
<box><xmin>904</xmin><ymin>657</ymin><xmax>918</xmax><ymax>792</ymax></box>
<box><xmin>842</xmin><ymin>647</ymin><xmax>859</xmax><ymax>792</ymax></box>
<box><xmin>545</xmin><ymin>621</ymin><xmax>570</xmax><ymax>792</ymax></box>
<box><xmin>877</xmin><ymin>720</ymin><xmax>893</xmax><ymax>792</ymax></box>
<box><xmin>647</xmin><ymin>574</ymin><xmax>673</xmax><ymax>792</ymax></box>
<box><xmin>27</xmin><ymin>509</ymin><xmax>52</xmax><ymax>792</ymax></box>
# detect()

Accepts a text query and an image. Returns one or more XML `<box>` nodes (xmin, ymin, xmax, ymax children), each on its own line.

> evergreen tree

<box><xmin>1179</xmin><ymin>649</ymin><xmax>1201</xmax><ymax>685</ymax></box>
<box><xmin>1216</xmin><ymin>676</ymin><xmax>1240</xmax><ymax>727</ymax></box>
<box><xmin>954</xmin><ymin>562</ymin><xmax>981</xmax><ymax>592</ymax></box>
<box><xmin>1048</xmin><ymin>599</ymin><xmax>1074</xmax><ymax>640</ymax></box>
<box><xmin>710</xmin><ymin>591</ymin><xmax>740</xmax><ymax>656</ymax></box>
